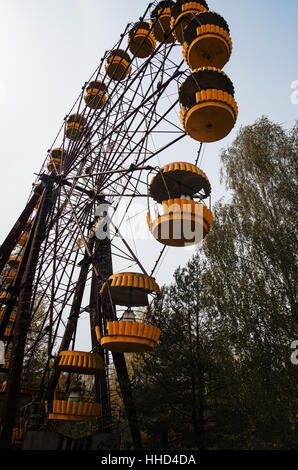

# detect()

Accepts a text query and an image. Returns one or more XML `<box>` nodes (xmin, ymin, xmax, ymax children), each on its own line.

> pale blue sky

<box><xmin>0</xmin><ymin>0</ymin><xmax>297</xmax><ymax>286</ymax></box>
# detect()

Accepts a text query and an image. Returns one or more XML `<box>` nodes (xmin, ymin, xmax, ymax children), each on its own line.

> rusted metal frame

<box><xmin>1</xmin><ymin>3</ymin><xmax>186</xmax><ymax>446</ymax></box>
<box><xmin>108</xmin><ymin>174</ymin><xmax>146</xmax><ymax>249</ymax></box>
<box><xmin>0</xmin><ymin>188</ymin><xmax>48</xmax><ymax>341</ymax></box>
<box><xmin>61</xmin><ymin>180</ymin><xmax>105</xmax><ymax>202</ymax></box>
<box><xmin>107</xmin><ymin>47</ymin><xmax>178</xmax><ymax>141</ymax></box>
<box><xmin>63</xmin><ymin>138</ymin><xmax>95</xmax><ymax>186</ymax></box>
<box><xmin>110</xmin><ymin>92</ymin><xmax>181</xmax><ymax>170</ymax></box>
<box><xmin>0</xmin><ymin>184</ymin><xmax>44</xmax><ymax>275</ymax></box>
<box><xmin>98</xmin><ymin>58</ymin><xmax>151</xmax><ymax>178</ymax></box>
<box><xmin>116</xmin><ymin>35</ymin><xmax>180</xmax><ymax>107</ymax></box>
<box><xmin>2</xmin><ymin>69</ymin><xmax>184</xmax><ymax>386</ymax></box>
<box><xmin>89</xmin><ymin>237</ymin><xmax>112</xmax><ymax>432</ymax></box>
<box><xmin>88</xmin><ymin>186</ymin><xmax>142</xmax><ymax>443</ymax></box>
<box><xmin>97</xmin><ymin>91</ymin><xmax>183</xmax><ymax>194</ymax></box>
<box><xmin>111</xmin><ymin>242</ymin><xmax>141</xmax><ymax>263</ymax></box>
<box><xmin>0</xmin><ymin>190</ymin><xmax>65</xmax><ymax>346</ymax></box>
<box><xmin>29</xmin><ymin>233</ymin><xmax>85</xmax><ymax>314</ymax></box>
<box><xmin>61</xmin><ymin>15</ymin><xmax>136</xmax><ymax>174</ymax></box>
<box><xmin>88</xmin><ymin>116</ymin><xmax>120</xmax><ymax>188</ymax></box>
<box><xmin>13</xmin><ymin>191</ymin><xmax>92</xmax><ymax>389</ymax></box>
<box><xmin>97</xmin><ymin>131</ymin><xmax>185</xmax><ymax>194</ymax></box>
<box><xmin>47</xmin><ymin>149</ymin><xmax>94</xmax><ymax>233</ymax></box>
<box><xmin>95</xmin><ymin>234</ymin><xmax>143</xmax><ymax>449</ymax></box>
<box><xmin>77</xmin><ymin>94</ymin><xmax>118</xmax><ymax>190</ymax></box>
<box><xmin>112</xmin><ymin>351</ymin><xmax>143</xmax><ymax>449</ymax></box>
<box><xmin>101</xmin><ymin>92</ymin><xmax>184</xmax><ymax>174</ymax></box>
<box><xmin>77</xmin><ymin>145</ymin><xmax>105</xmax><ymax>195</ymax></box>
<box><xmin>46</xmin><ymin>237</ymin><xmax>95</xmax><ymax>406</ymax></box>
<box><xmin>34</xmin><ymin>5</ymin><xmax>171</xmax><ymax>182</ymax></box>
<box><xmin>63</xmin><ymin>106</ymin><xmax>104</xmax><ymax>179</ymax></box>
<box><xmin>28</xmin><ymin>182</ymin><xmax>93</xmax><ymax>315</ymax></box>
<box><xmin>50</xmin><ymin>231</ymin><xmax>91</xmax><ymax>337</ymax></box>
<box><xmin>45</xmin><ymin>48</ymin><xmax>109</xmax><ymax>175</ymax></box>
<box><xmin>125</xmin><ymin>84</ymin><xmax>183</xmax><ymax>136</ymax></box>
<box><xmin>33</xmin><ymin>200</ymin><xmax>90</xmax><ymax>292</ymax></box>
<box><xmin>24</xmin><ymin>245</ymin><xmax>88</xmax><ymax>369</ymax></box>
<box><xmin>27</xmin><ymin>208</ymin><xmax>93</xmax><ymax>367</ymax></box>
<box><xmin>46</xmin><ymin>208</ymin><xmax>94</xmax><ymax>331</ymax></box>
<box><xmin>63</xmin><ymin>165</ymin><xmax>154</xmax><ymax>183</ymax></box>
<box><xmin>104</xmin><ymin>173</ymin><xmax>148</xmax><ymax>198</ymax></box>
<box><xmin>62</xmin><ymin>88</ymin><xmax>92</xmax><ymax>173</ymax></box>
<box><xmin>94</xmin><ymin>193</ymin><xmax>149</xmax><ymax>198</ymax></box>
<box><xmin>151</xmin><ymin>245</ymin><xmax>167</xmax><ymax>277</ymax></box>
<box><xmin>47</xmin><ymin>47</ymin><xmax>107</xmax><ymax>169</ymax></box>
<box><xmin>107</xmin><ymin>68</ymin><xmax>163</xmax><ymax>228</ymax></box>
<box><xmin>0</xmin><ymin>300</ymin><xmax>16</xmax><ymax>345</ymax></box>
<box><xmin>33</xmin><ymin>257</ymin><xmax>91</xmax><ymax>409</ymax></box>
<box><xmin>25</xmin><ymin>209</ymin><xmax>84</xmax><ymax>338</ymax></box>
<box><xmin>49</xmin><ymin>188</ymin><xmax>60</xmax><ymax>358</ymax></box>
<box><xmin>20</xmin><ymin>197</ymin><xmax>63</xmax><ymax>368</ymax></box>
<box><xmin>55</xmin><ymin>157</ymin><xmax>101</xmax><ymax>261</ymax></box>
<box><xmin>97</xmin><ymin>55</ymin><xmax>173</xmax><ymax>186</ymax></box>
<box><xmin>24</xmin><ymin>202</ymin><xmax>59</xmax><ymax>323</ymax></box>
<box><xmin>61</xmin><ymin>22</ymin><xmax>128</xmax><ymax>166</ymax></box>
<box><xmin>75</xmin><ymin>42</ymin><xmax>182</xmax><ymax>169</ymax></box>
<box><xmin>134</xmin><ymin>132</ymin><xmax>187</xmax><ymax>169</ymax></box>
<box><xmin>9</xmin><ymin>202</ymin><xmax>60</xmax><ymax>379</ymax></box>
<box><xmin>90</xmin><ymin>117</ymin><xmax>156</xmax><ymax>450</ymax></box>
<box><xmin>98</xmin><ymin>146</ymin><xmax>150</xmax><ymax>223</ymax></box>
<box><xmin>0</xmin><ymin>178</ymin><xmax>55</xmax><ymax>450</ymax></box>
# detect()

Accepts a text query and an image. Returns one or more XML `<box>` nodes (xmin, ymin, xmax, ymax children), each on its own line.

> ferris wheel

<box><xmin>0</xmin><ymin>0</ymin><xmax>237</xmax><ymax>450</ymax></box>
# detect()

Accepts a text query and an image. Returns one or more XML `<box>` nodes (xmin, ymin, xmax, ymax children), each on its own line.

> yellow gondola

<box><xmin>128</xmin><ymin>21</ymin><xmax>156</xmax><ymax>58</ymax></box>
<box><xmin>182</xmin><ymin>11</ymin><xmax>232</xmax><ymax>70</ymax></box>
<box><xmin>170</xmin><ymin>0</ymin><xmax>209</xmax><ymax>44</ymax></box>
<box><xmin>148</xmin><ymin>198</ymin><xmax>212</xmax><ymax>247</ymax></box>
<box><xmin>100</xmin><ymin>272</ymin><xmax>161</xmax><ymax>307</ymax></box>
<box><xmin>105</xmin><ymin>49</ymin><xmax>131</xmax><ymax>81</ymax></box>
<box><xmin>150</xmin><ymin>1</ymin><xmax>176</xmax><ymax>43</ymax></box>
<box><xmin>46</xmin><ymin>399</ymin><xmax>101</xmax><ymax>422</ymax></box>
<box><xmin>100</xmin><ymin>272</ymin><xmax>161</xmax><ymax>353</ymax></box>
<box><xmin>179</xmin><ymin>67</ymin><xmax>238</xmax><ymax>142</ymax></box>
<box><xmin>150</xmin><ymin>161</ymin><xmax>211</xmax><ymax>202</ymax></box>
<box><xmin>54</xmin><ymin>351</ymin><xmax>104</xmax><ymax>375</ymax></box>
<box><xmin>147</xmin><ymin>162</ymin><xmax>212</xmax><ymax>247</ymax></box>
<box><xmin>47</xmin><ymin>148</ymin><xmax>67</xmax><ymax>173</ymax></box>
<box><xmin>100</xmin><ymin>320</ymin><xmax>161</xmax><ymax>353</ymax></box>
<box><xmin>65</xmin><ymin>114</ymin><xmax>87</xmax><ymax>141</ymax></box>
<box><xmin>84</xmin><ymin>80</ymin><xmax>107</xmax><ymax>109</ymax></box>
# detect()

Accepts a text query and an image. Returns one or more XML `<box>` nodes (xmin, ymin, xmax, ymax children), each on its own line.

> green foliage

<box><xmin>128</xmin><ymin>117</ymin><xmax>297</xmax><ymax>450</ymax></box>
